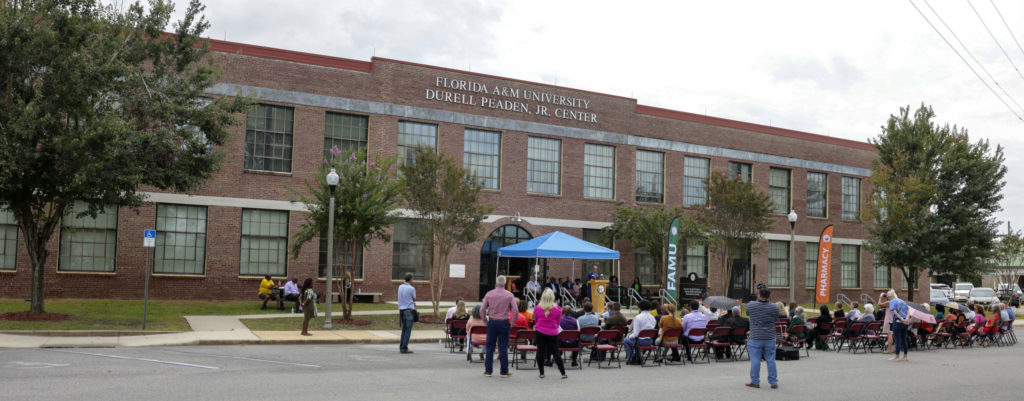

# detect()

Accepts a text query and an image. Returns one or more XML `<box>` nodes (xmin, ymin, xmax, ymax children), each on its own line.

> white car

<box><xmin>931</xmin><ymin>283</ymin><xmax>953</xmax><ymax>300</ymax></box>
<box><xmin>968</xmin><ymin>287</ymin><xmax>1000</xmax><ymax>309</ymax></box>
<box><xmin>954</xmin><ymin>282</ymin><xmax>974</xmax><ymax>302</ymax></box>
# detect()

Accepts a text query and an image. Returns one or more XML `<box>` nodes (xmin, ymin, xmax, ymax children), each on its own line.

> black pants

<box><xmin>535</xmin><ymin>332</ymin><xmax>565</xmax><ymax>376</ymax></box>
<box><xmin>711</xmin><ymin>336</ymin><xmax>731</xmax><ymax>359</ymax></box>
<box><xmin>682</xmin><ymin>337</ymin><xmax>701</xmax><ymax>361</ymax></box>
<box><xmin>283</xmin><ymin>294</ymin><xmax>299</xmax><ymax>310</ymax></box>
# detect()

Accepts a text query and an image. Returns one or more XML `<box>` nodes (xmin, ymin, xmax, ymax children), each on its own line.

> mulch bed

<box><xmin>0</xmin><ymin>311</ymin><xmax>73</xmax><ymax>322</ymax></box>
<box><xmin>417</xmin><ymin>316</ymin><xmax>445</xmax><ymax>324</ymax></box>
<box><xmin>330</xmin><ymin>319</ymin><xmax>372</xmax><ymax>326</ymax></box>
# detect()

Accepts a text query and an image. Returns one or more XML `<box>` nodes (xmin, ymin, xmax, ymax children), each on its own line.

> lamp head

<box><xmin>787</xmin><ymin>209</ymin><xmax>798</xmax><ymax>223</ymax></box>
<box><xmin>326</xmin><ymin>168</ymin><xmax>340</xmax><ymax>188</ymax></box>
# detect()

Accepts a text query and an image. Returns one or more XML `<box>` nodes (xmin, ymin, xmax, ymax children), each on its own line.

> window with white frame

<box><xmin>324</xmin><ymin>112</ymin><xmax>368</xmax><ymax>160</ymax></box>
<box><xmin>240</xmin><ymin>209</ymin><xmax>289</xmax><ymax>276</ymax></box>
<box><xmin>636</xmin><ymin>150</ymin><xmax>664</xmax><ymax>203</ymax></box>
<box><xmin>807</xmin><ymin>172</ymin><xmax>827</xmax><ymax>218</ymax></box>
<box><xmin>874</xmin><ymin>260</ymin><xmax>891</xmax><ymax>289</ymax></box>
<box><xmin>805</xmin><ymin>242</ymin><xmax>818</xmax><ymax>287</ymax></box>
<box><xmin>683</xmin><ymin>156</ymin><xmax>710</xmax><ymax>206</ymax></box>
<box><xmin>842</xmin><ymin>177</ymin><xmax>861</xmax><ymax>220</ymax></box>
<box><xmin>244</xmin><ymin>104</ymin><xmax>294</xmax><ymax>173</ymax></box>
<box><xmin>463</xmin><ymin>128</ymin><xmax>501</xmax><ymax>190</ymax></box>
<box><xmin>319</xmin><ymin>235</ymin><xmax>363</xmax><ymax>279</ymax></box>
<box><xmin>685</xmin><ymin>244</ymin><xmax>708</xmax><ymax>278</ymax></box>
<box><xmin>59</xmin><ymin>202</ymin><xmax>118</xmax><ymax>272</ymax></box>
<box><xmin>841</xmin><ymin>245</ymin><xmax>860</xmax><ymax>288</ymax></box>
<box><xmin>0</xmin><ymin>208</ymin><xmax>17</xmax><ymax>270</ymax></box>
<box><xmin>635</xmin><ymin>249</ymin><xmax>657</xmax><ymax>285</ymax></box>
<box><xmin>728</xmin><ymin>161</ymin><xmax>752</xmax><ymax>183</ymax></box>
<box><xmin>154</xmin><ymin>204</ymin><xmax>207</xmax><ymax>275</ymax></box>
<box><xmin>392</xmin><ymin>219</ymin><xmax>429</xmax><ymax>280</ymax></box>
<box><xmin>527</xmin><ymin>137</ymin><xmax>561</xmax><ymax>195</ymax></box>
<box><xmin>769</xmin><ymin>167</ymin><xmax>791</xmax><ymax>214</ymax></box>
<box><xmin>397</xmin><ymin>121</ymin><xmax>438</xmax><ymax>167</ymax></box>
<box><xmin>768</xmin><ymin>240</ymin><xmax>789</xmax><ymax>287</ymax></box>
<box><xmin>583</xmin><ymin>144</ymin><xmax>615</xmax><ymax>199</ymax></box>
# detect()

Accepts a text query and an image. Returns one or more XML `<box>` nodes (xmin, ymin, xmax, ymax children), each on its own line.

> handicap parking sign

<box><xmin>144</xmin><ymin>229</ymin><xmax>156</xmax><ymax>248</ymax></box>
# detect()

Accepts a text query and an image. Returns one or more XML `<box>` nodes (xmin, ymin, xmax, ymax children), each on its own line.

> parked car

<box><xmin>968</xmin><ymin>287</ymin><xmax>1000</xmax><ymax>309</ymax></box>
<box><xmin>954</xmin><ymin>282</ymin><xmax>974</xmax><ymax>302</ymax></box>
<box><xmin>996</xmin><ymin>283</ymin><xmax>1022</xmax><ymax>306</ymax></box>
<box><xmin>929</xmin><ymin>289</ymin><xmax>950</xmax><ymax>305</ymax></box>
<box><xmin>931</xmin><ymin>283</ymin><xmax>953</xmax><ymax>300</ymax></box>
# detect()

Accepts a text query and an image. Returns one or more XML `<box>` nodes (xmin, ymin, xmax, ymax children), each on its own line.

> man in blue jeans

<box><xmin>397</xmin><ymin>273</ymin><xmax>416</xmax><ymax>354</ymax></box>
<box><xmin>745</xmin><ymin>286</ymin><xmax>778</xmax><ymax>389</ymax></box>
<box><xmin>480</xmin><ymin>275</ymin><xmax>517</xmax><ymax>377</ymax></box>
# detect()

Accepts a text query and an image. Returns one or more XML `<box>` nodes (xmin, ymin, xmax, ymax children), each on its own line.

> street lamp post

<box><xmin>324</xmin><ymin>168</ymin><xmax>339</xmax><ymax>329</ymax></box>
<box><xmin>788</xmin><ymin>209</ymin><xmax>798</xmax><ymax>304</ymax></box>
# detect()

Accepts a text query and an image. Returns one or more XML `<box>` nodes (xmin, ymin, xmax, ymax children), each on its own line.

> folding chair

<box><xmin>579</xmin><ymin>326</ymin><xmax>601</xmax><ymax>363</ymax></box>
<box><xmin>684</xmin><ymin>327</ymin><xmax>710</xmax><ymax>364</ymax></box>
<box><xmin>814</xmin><ymin>322</ymin><xmax>833</xmax><ymax>351</ymax></box>
<box><xmin>787</xmin><ymin>324</ymin><xmax>809</xmax><ymax>357</ymax></box>
<box><xmin>841</xmin><ymin>322</ymin><xmax>866</xmax><ymax>354</ymax></box>
<box><xmin>557</xmin><ymin>330</ymin><xmax>583</xmax><ymax>370</ymax></box>
<box><xmin>658</xmin><ymin>328</ymin><xmax>685</xmax><ymax>365</ymax></box>
<box><xmin>636</xmin><ymin>329</ymin><xmax>660</xmax><ymax>367</ymax></box>
<box><xmin>449</xmin><ymin>319</ymin><xmax>467</xmax><ymax>353</ymax></box>
<box><xmin>444</xmin><ymin>318</ymin><xmax>452</xmax><ymax>349</ymax></box>
<box><xmin>513</xmin><ymin>330</ymin><xmax>538</xmax><ymax>370</ymax></box>
<box><xmin>829</xmin><ymin>320</ymin><xmax>847</xmax><ymax>350</ymax></box>
<box><xmin>467</xmin><ymin>326</ymin><xmax>488</xmax><ymax>363</ymax></box>
<box><xmin>592</xmin><ymin>330</ymin><xmax>623</xmax><ymax>369</ymax></box>
<box><xmin>730</xmin><ymin>326</ymin><xmax>749</xmax><ymax>360</ymax></box>
<box><xmin>708</xmin><ymin>326</ymin><xmax>734</xmax><ymax>362</ymax></box>
<box><xmin>705</xmin><ymin>320</ymin><xmax>720</xmax><ymax>332</ymax></box>
<box><xmin>862</xmin><ymin>321</ymin><xmax>885</xmax><ymax>353</ymax></box>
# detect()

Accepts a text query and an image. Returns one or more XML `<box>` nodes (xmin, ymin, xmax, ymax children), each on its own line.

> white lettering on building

<box><xmin>425</xmin><ymin>76</ymin><xmax>598</xmax><ymax>124</ymax></box>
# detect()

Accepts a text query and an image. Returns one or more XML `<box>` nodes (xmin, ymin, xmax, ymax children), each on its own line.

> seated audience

<box><xmin>624</xmin><ymin>301</ymin><xmax>656</xmax><ymax>364</ymax></box>
<box><xmin>655</xmin><ymin>304</ymin><xmax>683</xmax><ymax>363</ymax></box>
<box><xmin>559</xmin><ymin>307</ymin><xmax>580</xmax><ymax>366</ymax></box>
<box><xmin>258</xmin><ymin>275</ymin><xmax>279</xmax><ymax>310</ymax></box>
<box><xmin>465</xmin><ymin>305</ymin><xmax>487</xmax><ymax>361</ymax></box>
<box><xmin>282</xmin><ymin>277</ymin><xmax>300</xmax><ymax>312</ymax></box>
<box><xmin>682</xmin><ymin>300</ymin><xmax>709</xmax><ymax>362</ymax></box>
<box><xmin>833</xmin><ymin>302</ymin><xmax>845</xmax><ymax>318</ymax></box>
<box><xmin>810</xmin><ymin>305</ymin><xmax>833</xmax><ymax>350</ymax></box>
<box><xmin>846</xmin><ymin>302</ymin><xmax>862</xmax><ymax>321</ymax></box>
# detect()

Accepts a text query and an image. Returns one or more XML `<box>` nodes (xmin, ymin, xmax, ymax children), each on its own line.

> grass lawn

<box><xmin>241</xmin><ymin>314</ymin><xmax>446</xmax><ymax>331</ymax></box>
<box><xmin>0</xmin><ymin>299</ymin><xmax>400</xmax><ymax>331</ymax></box>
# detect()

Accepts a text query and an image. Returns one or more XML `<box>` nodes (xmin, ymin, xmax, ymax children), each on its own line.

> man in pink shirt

<box><xmin>481</xmin><ymin>275</ymin><xmax>518</xmax><ymax>377</ymax></box>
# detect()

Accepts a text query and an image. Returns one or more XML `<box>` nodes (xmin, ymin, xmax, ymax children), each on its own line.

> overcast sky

<box><xmin>172</xmin><ymin>0</ymin><xmax>1024</xmax><ymax>229</ymax></box>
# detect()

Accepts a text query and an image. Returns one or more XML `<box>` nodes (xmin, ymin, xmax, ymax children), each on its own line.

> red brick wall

<box><xmin>2</xmin><ymin>45</ymin><xmax>930</xmax><ymax>304</ymax></box>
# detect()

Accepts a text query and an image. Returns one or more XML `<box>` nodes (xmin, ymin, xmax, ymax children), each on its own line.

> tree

<box><xmin>699</xmin><ymin>172</ymin><xmax>774</xmax><ymax>296</ymax></box>
<box><xmin>291</xmin><ymin>147</ymin><xmax>403</xmax><ymax>320</ymax></box>
<box><xmin>603</xmin><ymin>203</ymin><xmax>705</xmax><ymax>289</ymax></box>
<box><xmin>400</xmin><ymin>146</ymin><xmax>493</xmax><ymax>317</ymax></box>
<box><xmin>990</xmin><ymin>223</ymin><xmax>1024</xmax><ymax>290</ymax></box>
<box><xmin>0</xmin><ymin>0</ymin><xmax>251</xmax><ymax>314</ymax></box>
<box><xmin>867</xmin><ymin>105</ymin><xmax>1006</xmax><ymax>302</ymax></box>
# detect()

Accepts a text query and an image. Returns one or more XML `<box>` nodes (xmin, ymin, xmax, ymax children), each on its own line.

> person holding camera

<box><xmin>745</xmin><ymin>284</ymin><xmax>779</xmax><ymax>389</ymax></box>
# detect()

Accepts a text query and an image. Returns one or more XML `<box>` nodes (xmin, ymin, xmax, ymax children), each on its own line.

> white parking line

<box><xmin>159</xmin><ymin>350</ymin><xmax>322</xmax><ymax>368</ymax></box>
<box><xmin>47</xmin><ymin>349</ymin><xmax>218</xmax><ymax>370</ymax></box>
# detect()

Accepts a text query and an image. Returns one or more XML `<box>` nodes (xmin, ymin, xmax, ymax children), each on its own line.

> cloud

<box><xmin>760</xmin><ymin>54</ymin><xmax>865</xmax><ymax>91</ymax></box>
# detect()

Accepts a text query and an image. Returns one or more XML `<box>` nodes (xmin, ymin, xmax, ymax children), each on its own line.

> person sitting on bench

<box><xmin>283</xmin><ymin>277</ymin><xmax>301</xmax><ymax>312</ymax></box>
<box><xmin>259</xmin><ymin>275</ymin><xmax>279</xmax><ymax>310</ymax></box>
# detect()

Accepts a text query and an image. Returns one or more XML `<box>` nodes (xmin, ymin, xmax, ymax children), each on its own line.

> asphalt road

<box><xmin>1</xmin><ymin>340</ymin><xmax>1021</xmax><ymax>401</ymax></box>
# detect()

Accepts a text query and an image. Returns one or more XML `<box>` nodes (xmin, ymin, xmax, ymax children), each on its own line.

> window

<box><xmin>583</xmin><ymin>144</ymin><xmax>615</xmax><ymax>199</ymax></box>
<box><xmin>805</xmin><ymin>242</ymin><xmax>819</xmax><ymax>287</ymax></box>
<box><xmin>59</xmin><ymin>202</ymin><xmax>117</xmax><ymax>272</ymax></box>
<box><xmin>728</xmin><ymin>161</ymin><xmax>751</xmax><ymax>183</ymax></box>
<box><xmin>635</xmin><ymin>150</ymin><xmax>664</xmax><ymax>203</ymax></box>
<box><xmin>318</xmin><ymin>235</ymin><xmax>363</xmax><ymax>279</ymax></box>
<box><xmin>244</xmin><ymin>104</ymin><xmax>294</xmax><ymax>172</ymax></box>
<box><xmin>0</xmin><ymin>209</ymin><xmax>16</xmax><ymax>270</ymax></box>
<box><xmin>807</xmin><ymin>172</ymin><xmax>827</xmax><ymax>218</ymax></box>
<box><xmin>635</xmin><ymin>249</ymin><xmax>657</xmax><ymax>285</ymax></box>
<box><xmin>685</xmin><ymin>244</ymin><xmax>708</xmax><ymax>278</ymax></box>
<box><xmin>842</xmin><ymin>177</ymin><xmax>861</xmax><ymax>220</ymax></box>
<box><xmin>841</xmin><ymin>245</ymin><xmax>860</xmax><ymax>288</ymax></box>
<box><xmin>527</xmin><ymin>137</ymin><xmax>561</xmax><ymax>195</ymax></box>
<box><xmin>874</xmin><ymin>260</ymin><xmax>891</xmax><ymax>289</ymax></box>
<box><xmin>768</xmin><ymin>240</ymin><xmax>789</xmax><ymax>287</ymax></box>
<box><xmin>582</xmin><ymin>229</ymin><xmax>613</xmax><ymax>277</ymax></box>
<box><xmin>154</xmin><ymin>204</ymin><xmax>207</xmax><ymax>275</ymax></box>
<box><xmin>397</xmin><ymin>121</ymin><xmax>438</xmax><ymax>167</ymax></box>
<box><xmin>463</xmin><ymin>129</ymin><xmax>501</xmax><ymax>190</ymax></box>
<box><xmin>769</xmin><ymin>167</ymin><xmax>791</xmax><ymax>214</ymax></box>
<box><xmin>392</xmin><ymin>219</ymin><xmax>429</xmax><ymax>280</ymax></box>
<box><xmin>240</xmin><ymin>209</ymin><xmax>289</xmax><ymax>276</ymax></box>
<box><xmin>901</xmin><ymin>267</ymin><xmax>909</xmax><ymax>289</ymax></box>
<box><xmin>324</xmin><ymin>112</ymin><xmax>368</xmax><ymax>160</ymax></box>
<box><xmin>683</xmin><ymin>157</ymin><xmax>710</xmax><ymax>206</ymax></box>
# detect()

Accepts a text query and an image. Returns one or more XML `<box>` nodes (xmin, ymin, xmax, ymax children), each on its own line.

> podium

<box><xmin>589</xmin><ymin>279</ymin><xmax>609</xmax><ymax>315</ymax></box>
<box><xmin>505</xmin><ymin>275</ymin><xmax>520</xmax><ymax>292</ymax></box>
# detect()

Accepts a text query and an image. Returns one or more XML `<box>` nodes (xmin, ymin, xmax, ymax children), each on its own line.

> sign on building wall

<box><xmin>449</xmin><ymin>264</ymin><xmax>465</xmax><ymax>279</ymax></box>
<box><xmin>424</xmin><ymin>76</ymin><xmax>599</xmax><ymax>124</ymax></box>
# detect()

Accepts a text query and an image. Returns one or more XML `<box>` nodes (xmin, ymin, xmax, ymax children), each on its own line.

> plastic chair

<box><xmin>513</xmin><ymin>330</ymin><xmax>538</xmax><ymax>370</ymax></box>
<box><xmin>557</xmin><ymin>330</ymin><xmax>582</xmax><ymax>370</ymax></box>
<box><xmin>592</xmin><ymin>330</ymin><xmax>622</xmax><ymax>369</ymax></box>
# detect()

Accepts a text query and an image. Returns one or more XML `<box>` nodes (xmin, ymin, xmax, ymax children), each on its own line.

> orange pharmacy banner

<box><xmin>815</xmin><ymin>225</ymin><xmax>835</xmax><ymax>304</ymax></box>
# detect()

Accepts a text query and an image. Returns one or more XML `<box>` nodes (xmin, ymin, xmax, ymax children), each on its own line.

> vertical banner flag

<box><xmin>666</xmin><ymin>216</ymin><xmax>680</xmax><ymax>301</ymax></box>
<box><xmin>815</xmin><ymin>225</ymin><xmax>835</xmax><ymax>304</ymax></box>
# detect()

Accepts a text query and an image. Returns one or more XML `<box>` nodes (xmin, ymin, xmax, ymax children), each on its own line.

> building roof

<box><xmin>204</xmin><ymin>37</ymin><xmax>875</xmax><ymax>152</ymax></box>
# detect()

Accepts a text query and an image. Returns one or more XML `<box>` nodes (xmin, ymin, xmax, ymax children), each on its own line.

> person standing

<box><xmin>881</xmin><ymin>289</ymin><xmax>910</xmax><ymax>361</ymax></box>
<box><xmin>745</xmin><ymin>286</ymin><xmax>779</xmax><ymax>389</ymax></box>
<box><xmin>397</xmin><ymin>273</ymin><xmax>416</xmax><ymax>354</ymax></box>
<box><xmin>299</xmin><ymin>278</ymin><xmax>317</xmax><ymax>336</ymax></box>
<box><xmin>533</xmin><ymin>289</ymin><xmax>567</xmax><ymax>379</ymax></box>
<box><xmin>481</xmin><ymin>275</ymin><xmax>518</xmax><ymax>377</ymax></box>
<box><xmin>584</xmin><ymin>265</ymin><xmax>600</xmax><ymax>301</ymax></box>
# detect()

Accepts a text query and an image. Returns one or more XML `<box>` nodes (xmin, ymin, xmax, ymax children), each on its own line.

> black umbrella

<box><xmin>702</xmin><ymin>296</ymin><xmax>740</xmax><ymax>310</ymax></box>
<box><xmin>907</xmin><ymin>301</ymin><xmax>929</xmax><ymax>313</ymax></box>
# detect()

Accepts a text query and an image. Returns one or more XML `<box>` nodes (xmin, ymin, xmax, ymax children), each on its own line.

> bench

<box><xmin>330</xmin><ymin>291</ymin><xmax>384</xmax><ymax>304</ymax></box>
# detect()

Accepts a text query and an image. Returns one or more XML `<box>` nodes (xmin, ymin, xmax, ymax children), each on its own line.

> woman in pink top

<box><xmin>532</xmin><ymin>288</ymin><xmax>567</xmax><ymax>379</ymax></box>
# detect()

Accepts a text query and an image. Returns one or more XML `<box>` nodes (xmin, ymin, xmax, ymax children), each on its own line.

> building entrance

<box><xmin>479</xmin><ymin>225</ymin><xmax>533</xmax><ymax>300</ymax></box>
<box><xmin>728</xmin><ymin>245</ymin><xmax>753</xmax><ymax>300</ymax></box>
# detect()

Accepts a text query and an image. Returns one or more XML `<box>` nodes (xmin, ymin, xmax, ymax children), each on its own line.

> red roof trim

<box><xmin>635</xmin><ymin>105</ymin><xmax>876</xmax><ymax>151</ymax></box>
<box><xmin>370</xmin><ymin>57</ymin><xmax>636</xmax><ymax>101</ymax></box>
<box><xmin>205</xmin><ymin>38</ymin><xmax>372</xmax><ymax>73</ymax></box>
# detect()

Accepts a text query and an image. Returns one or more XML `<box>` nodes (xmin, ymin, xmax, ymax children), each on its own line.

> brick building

<box><xmin>0</xmin><ymin>38</ymin><xmax>929</xmax><ymax>303</ymax></box>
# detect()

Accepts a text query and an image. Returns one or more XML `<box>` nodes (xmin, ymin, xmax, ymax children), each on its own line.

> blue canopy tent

<box><xmin>497</xmin><ymin>231</ymin><xmax>620</xmax><ymax>284</ymax></box>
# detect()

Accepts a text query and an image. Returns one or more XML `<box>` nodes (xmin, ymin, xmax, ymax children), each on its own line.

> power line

<box><xmin>909</xmin><ymin>0</ymin><xmax>1023</xmax><ymax>121</ymax></box>
<box><xmin>989</xmin><ymin>0</ymin><xmax>1024</xmax><ymax>60</ymax></box>
<box><xmin>923</xmin><ymin>0</ymin><xmax>1024</xmax><ymax>115</ymax></box>
<box><xmin>967</xmin><ymin>0</ymin><xmax>1024</xmax><ymax>85</ymax></box>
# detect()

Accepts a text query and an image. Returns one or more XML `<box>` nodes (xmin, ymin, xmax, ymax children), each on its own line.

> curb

<box><xmin>0</xmin><ymin>330</ymin><xmax>181</xmax><ymax>337</ymax></box>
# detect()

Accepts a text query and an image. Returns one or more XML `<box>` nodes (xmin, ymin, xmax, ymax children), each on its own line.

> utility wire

<box><xmin>923</xmin><ymin>0</ymin><xmax>1024</xmax><ymax>115</ymax></box>
<box><xmin>910</xmin><ymin>0</ymin><xmax>1023</xmax><ymax>121</ymax></box>
<box><xmin>967</xmin><ymin>0</ymin><xmax>1024</xmax><ymax>85</ymax></box>
<box><xmin>989</xmin><ymin>0</ymin><xmax>1024</xmax><ymax>61</ymax></box>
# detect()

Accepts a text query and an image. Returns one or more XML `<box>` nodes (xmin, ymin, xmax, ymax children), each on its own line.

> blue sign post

<box><xmin>142</xmin><ymin>229</ymin><xmax>156</xmax><ymax>329</ymax></box>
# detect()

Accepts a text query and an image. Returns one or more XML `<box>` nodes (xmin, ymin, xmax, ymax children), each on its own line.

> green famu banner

<box><xmin>666</xmin><ymin>216</ymin><xmax>680</xmax><ymax>301</ymax></box>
